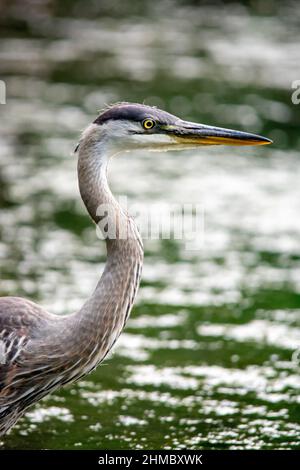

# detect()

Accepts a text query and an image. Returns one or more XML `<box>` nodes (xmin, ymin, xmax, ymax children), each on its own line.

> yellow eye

<box><xmin>142</xmin><ymin>118</ymin><xmax>155</xmax><ymax>130</ymax></box>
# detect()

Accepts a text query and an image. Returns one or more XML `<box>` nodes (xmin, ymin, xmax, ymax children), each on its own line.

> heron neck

<box><xmin>73</xmin><ymin>133</ymin><xmax>143</xmax><ymax>370</ymax></box>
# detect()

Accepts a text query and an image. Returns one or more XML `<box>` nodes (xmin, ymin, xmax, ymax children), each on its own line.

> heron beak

<box><xmin>162</xmin><ymin>121</ymin><xmax>272</xmax><ymax>146</ymax></box>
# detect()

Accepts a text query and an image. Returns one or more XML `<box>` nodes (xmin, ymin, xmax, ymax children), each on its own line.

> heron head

<box><xmin>80</xmin><ymin>102</ymin><xmax>271</xmax><ymax>156</ymax></box>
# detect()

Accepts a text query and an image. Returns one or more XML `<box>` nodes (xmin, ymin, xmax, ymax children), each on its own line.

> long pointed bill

<box><xmin>163</xmin><ymin>121</ymin><xmax>272</xmax><ymax>146</ymax></box>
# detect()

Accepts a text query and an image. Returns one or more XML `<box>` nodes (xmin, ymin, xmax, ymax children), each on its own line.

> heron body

<box><xmin>0</xmin><ymin>102</ymin><xmax>271</xmax><ymax>436</ymax></box>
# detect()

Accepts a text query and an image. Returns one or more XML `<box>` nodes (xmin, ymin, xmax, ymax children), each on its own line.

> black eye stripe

<box><xmin>94</xmin><ymin>104</ymin><xmax>176</xmax><ymax>126</ymax></box>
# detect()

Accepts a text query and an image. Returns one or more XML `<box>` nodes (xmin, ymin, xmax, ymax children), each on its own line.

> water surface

<box><xmin>0</xmin><ymin>0</ymin><xmax>299</xmax><ymax>450</ymax></box>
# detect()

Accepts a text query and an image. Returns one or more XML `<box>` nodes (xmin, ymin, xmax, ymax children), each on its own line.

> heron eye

<box><xmin>142</xmin><ymin>118</ymin><xmax>155</xmax><ymax>130</ymax></box>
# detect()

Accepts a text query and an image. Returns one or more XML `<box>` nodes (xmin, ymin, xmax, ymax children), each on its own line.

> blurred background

<box><xmin>0</xmin><ymin>0</ymin><xmax>300</xmax><ymax>450</ymax></box>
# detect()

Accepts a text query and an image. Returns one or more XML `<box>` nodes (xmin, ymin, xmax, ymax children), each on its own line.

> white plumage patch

<box><xmin>80</xmin><ymin>120</ymin><xmax>178</xmax><ymax>157</ymax></box>
<box><xmin>0</xmin><ymin>329</ymin><xmax>26</xmax><ymax>365</ymax></box>
<box><xmin>0</xmin><ymin>339</ymin><xmax>6</xmax><ymax>364</ymax></box>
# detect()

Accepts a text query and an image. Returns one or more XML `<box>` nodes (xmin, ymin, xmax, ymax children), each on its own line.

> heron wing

<box><xmin>0</xmin><ymin>297</ymin><xmax>48</xmax><ymax>398</ymax></box>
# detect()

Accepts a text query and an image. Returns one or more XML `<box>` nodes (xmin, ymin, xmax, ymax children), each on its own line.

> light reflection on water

<box><xmin>0</xmin><ymin>0</ymin><xmax>300</xmax><ymax>450</ymax></box>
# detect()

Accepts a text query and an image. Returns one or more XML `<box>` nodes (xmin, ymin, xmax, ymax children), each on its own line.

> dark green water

<box><xmin>0</xmin><ymin>0</ymin><xmax>299</xmax><ymax>450</ymax></box>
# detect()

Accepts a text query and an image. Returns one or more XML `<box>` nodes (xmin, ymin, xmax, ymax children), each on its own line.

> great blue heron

<box><xmin>0</xmin><ymin>102</ymin><xmax>271</xmax><ymax>435</ymax></box>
